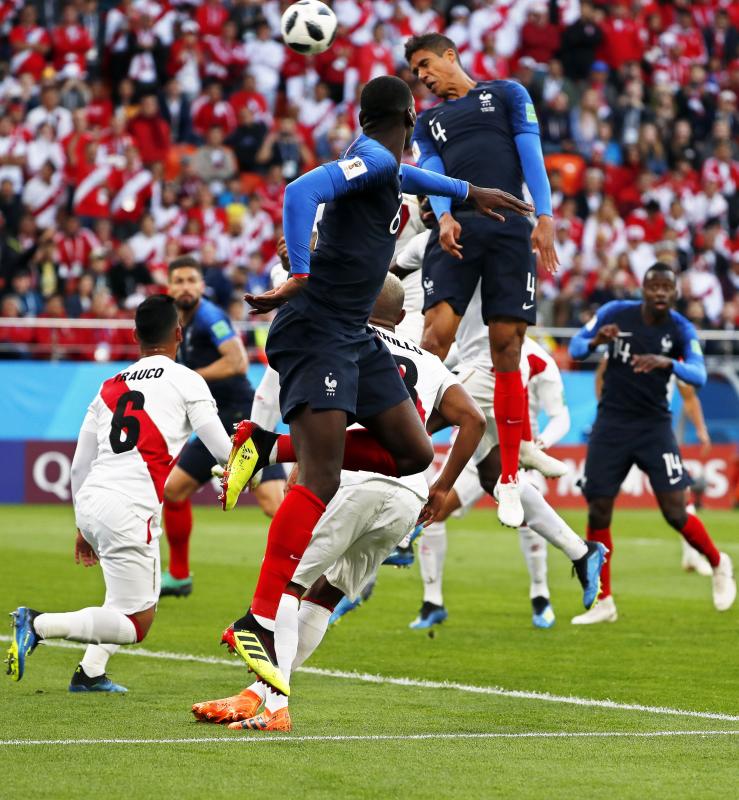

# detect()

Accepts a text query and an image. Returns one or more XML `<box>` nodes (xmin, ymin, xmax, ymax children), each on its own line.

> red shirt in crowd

<box><xmin>127</xmin><ymin>114</ymin><xmax>172</xmax><ymax>166</ymax></box>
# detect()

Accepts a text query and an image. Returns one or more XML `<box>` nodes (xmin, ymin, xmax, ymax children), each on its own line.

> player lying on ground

<box><xmin>568</xmin><ymin>262</ymin><xmax>735</xmax><ymax>623</ymax></box>
<box><xmin>193</xmin><ymin>273</ymin><xmax>486</xmax><ymax>729</ymax></box>
<box><xmin>160</xmin><ymin>257</ymin><xmax>286</xmax><ymax>599</ymax></box>
<box><xmin>6</xmin><ymin>295</ymin><xmax>233</xmax><ymax>689</ymax></box>
<box><xmin>214</xmin><ymin>76</ymin><xmax>533</xmax><ymax>694</ymax></box>
<box><xmin>406</xmin><ymin>33</ymin><xmax>559</xmax><ymax>527</ymax></box>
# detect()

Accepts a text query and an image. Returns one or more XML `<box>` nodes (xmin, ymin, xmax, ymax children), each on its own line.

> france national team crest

<box><xmin>661</xmin><ymin>334</ymin><xmax>673</xmax><ymax>353</ymax></box>
<box><xmin>423</xmin><ymin>277</ymin><xmax>434</xmax><ymax>295</ymax></box>
<box><xmin>479</xmin><ymin>91</ymin><xmax>495</xmax><ymax>113</ymax></box>
<box><xmin>325</xmin><ymin>373</ymin><xmax>337</xmax><ymax>397</ymax></box>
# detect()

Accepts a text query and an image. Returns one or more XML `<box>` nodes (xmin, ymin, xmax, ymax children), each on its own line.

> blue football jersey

<box><xmin>413</xmin><ymin>80</ymin><xmax>539</xmax><ymax>213</ymax></box>
<box><xmin>287</xmin><ymin>135</ymin><xmax>402</xmax><ymax>332</ymax></box>
<box><xmin>570</xmin><ymin>300</ymin><xmax>705</xmax><ymax>420</ymax></box>
<box><xmin>179</xmin><ymin>298</ymin><xmax>252</xmax><ymax>408</ymax></box>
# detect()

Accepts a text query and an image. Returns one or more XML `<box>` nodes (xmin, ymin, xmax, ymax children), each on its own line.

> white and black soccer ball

<box><xmin>280</xmin><ymin>0</ymin><xmax>337</xmax><ymax>56</ymax></box>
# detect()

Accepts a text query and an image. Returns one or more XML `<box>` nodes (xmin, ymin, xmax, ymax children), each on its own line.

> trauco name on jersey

<box><xmin>114</xmin><ymin>366</ymin><xmax>165</xmax><ymax>382</ymax></box>
<box><xmin>371</xmin><ymin>325</ymin><xmax>423</xmax><ymax>356</ymax></box>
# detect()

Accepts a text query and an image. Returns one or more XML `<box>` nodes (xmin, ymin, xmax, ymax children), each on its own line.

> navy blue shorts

<box><xmin>581</xmin><ymin>415</ymin><xmax>692</xmax><ymax>500</ymax></box>
<box><xmin>178</xmin><ymin>402</ymin><xmax>286</xmax><ymax>486</ymax></box>
<box><xmin>266</xmin><ymin>305</ymin><xmax>409</xmax><ymax>423</ymax></box>
<box><xmin>422</xmin><ymin>214</ymin><xmax>536</xmax><ymax>324</ymax></box>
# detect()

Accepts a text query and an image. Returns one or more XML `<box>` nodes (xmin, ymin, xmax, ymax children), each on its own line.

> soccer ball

<box><xmin>280</xmin><ymin>0</ymin><xmax>337</xmax><ymax>55</ymax></box>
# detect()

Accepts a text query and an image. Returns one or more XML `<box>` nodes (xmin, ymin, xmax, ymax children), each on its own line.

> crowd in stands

<box><xmin>0</xmin><ymin>0</ymin><xmax>737</xmax><ymax>360</ymax></box>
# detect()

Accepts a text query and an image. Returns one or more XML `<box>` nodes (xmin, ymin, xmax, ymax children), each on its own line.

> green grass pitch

<box><xmin>1</xmin><ymin>504</ymin><xmax>737</xmax><ymax>799</ymax></box>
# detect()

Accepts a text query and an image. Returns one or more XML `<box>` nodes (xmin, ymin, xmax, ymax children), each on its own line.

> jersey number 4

<box><xmin>109</xmin><ymin>390</ymin><xmax>145</xmax><ymax>453</ymax></box>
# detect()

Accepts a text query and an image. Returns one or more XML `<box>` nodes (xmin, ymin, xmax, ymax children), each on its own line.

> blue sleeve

<box><xmin>568</xmin><ymin>301</ymin><xmax>625</xmax><ymax>360</ymax></box>
<box><xmin>672</xmin><ymin>315</ymin><xmax>707</xmax><ymax>388</ymax></box>
<box><xmin>501</xmin><ymin>81</ymin><xmax>541</xmax><ymax>137</ymax></box>
<box><xmin>200</xmin><ymin>304</ymin><xmax>236</xmax><ymax>348</ymax></box>
<box><xmin>399</xmin><ymin>164</ymin><xmax>468</xmax><ymax>202</ymax></box>
<box><xmin>515</xmin><ymin>132</ymin><xmax>552</xmax><ymax>217</ymax></box>
<box><xmin>411</xmin><ymin>118</ymin><xmax>452</xmax><ymax>220</ymax></box>
<box><xmin>283</xmin><ymin>151</ymin><xmax>396</xmax><ymax>275</ymax></box>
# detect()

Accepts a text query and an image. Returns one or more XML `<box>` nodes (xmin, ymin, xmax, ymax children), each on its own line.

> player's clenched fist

<box><xmin>591</xmin><ymin>323</ymin><xmax>621</xmax><ymax>347</ymax></box>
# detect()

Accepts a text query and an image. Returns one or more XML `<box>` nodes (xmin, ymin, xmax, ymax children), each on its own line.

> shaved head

<box><xmin>371</xmin><ymin>273</ymin><xmax>406</xmax><ymax>327</ymax></box>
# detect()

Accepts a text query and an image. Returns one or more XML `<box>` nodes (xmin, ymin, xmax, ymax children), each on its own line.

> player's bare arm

<box><xmin>678</xmin><ymin>382</ymin><xmax>711</xmax><ymax>456</ymax></box>
<box><xmin>195</xmin><ymin>336</ymin><xmax>248</xmax><ymax>382</ymax></box>
<box><xmin>532</xmin><ymin>215</ymin><xmax>559</xmax><ymax>274</ymax></box>
<box><xmin>420</xmin><ymin>382</ymin><xmax>486</xmax><ymax>525</ymax></box>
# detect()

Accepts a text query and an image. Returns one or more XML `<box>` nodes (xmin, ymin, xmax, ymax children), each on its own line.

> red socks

<box><xmin>275</xmin><ymin>429</ymin><xmax>400</xmax><ymax>477</ymax></box>
<box><xmin>587</xmin><ymin>526</ymin><xmax>612</xmax><ymax>598</ymax></box>
<box><xmin>522</xmin><ymin>387</ymin><xmax>532</xmax><ymax>443</ymax></box>
<box><xmin>251</xmin><ymin>484</ymin><xmax>326</xmax><ymax>619</ymax></box>
<box><xmin>494</xmin><ymin>370</ymin><xmax>525</xmax><ymax>483</ymax></box>
<box><xmin>163</xmin><ymin>498</ymin><xmax>193</xmax><ymax>579</ymax></box>
<box><xmin>680</xmin><ymin>514</ymin><xmax>720</xmax><ymax>568</ymax></box>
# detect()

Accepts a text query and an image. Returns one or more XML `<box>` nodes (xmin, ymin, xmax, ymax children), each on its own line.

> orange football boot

<box><xmin>227</xmin><ymin>707</ymin><xmax>292</xmax><ymax>732</ymax></box>
<box><xmin>192</xmin><ymin>688</ymin><xmax>262</xmax><ymax>724</ymax></box>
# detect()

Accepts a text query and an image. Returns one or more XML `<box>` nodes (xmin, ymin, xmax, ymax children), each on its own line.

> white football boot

<box><xmin>712</xmin><ymin>553</ymin><xmax>736</xmax><ymax>612</ymax></box>
<box><xmin>518</xmin><ymin>440</ymin><xmax>568</xmax><ymax>478</ymax></box>
<box><xmin>571</xmin><ymin>595</ymin><xmax>618</xmax><ymax>625</ymax></box>
<box><xmin>681</xmin><ymin>539</ymin><xmax>713</xmax><ymax>577</ymax></box>
<box><xmin>495</xmin><ymin>477</ymin><xmax>525</xmax><ymax>528</ymax></box>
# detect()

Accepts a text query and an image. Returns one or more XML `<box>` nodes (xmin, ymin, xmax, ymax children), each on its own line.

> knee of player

<box><xmin>129</xmin><ymin>607</ymin><xmax>156</xmax><ymax>641</ymax></box>
<box><xmin>163</xmin><ymin>482</ymin><xmax>189</xmax><ymax>504</ymax></box>
<box><xmin>255</xmin><ymin>481</ymin><xmax>285</xmax><ymax>518</ymax></box>
<box><xmin>661</xmin><ymin>505</ymin><xmax>687</xmax><ymax>531</ymax></box>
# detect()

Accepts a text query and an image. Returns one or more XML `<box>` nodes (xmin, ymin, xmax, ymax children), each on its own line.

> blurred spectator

<box><xmin>227</xmin><ymin>107</ymin><xmax>268</xmax><ymax>173</ymax></box>
<box><xmin>194</xmin><ymin>126</ymin><xmax>238</xmax><ymax>191</ymax></box>
<box><xmin>127</xmin><ymin>93</ymin><xmax>171</xmax><ymax>166</ymax></box>
<box><xmin>107</xmin><ymin>243</ymin><xmax>153</xmax><ymax>304</ymax></box>
<box><xmin>256</xmin><ymin>117</ymin><xmax>312</xmax><ymax>182</ymax></box>
<box><xmin>160</xmin><ymin>79</ymin><xmax>194</xmax><ymax>144</ymax></box>
<box><xmin>560</xmin><ymin>1</ymin><xmax>602</xmax><ymax>81</ymax></box>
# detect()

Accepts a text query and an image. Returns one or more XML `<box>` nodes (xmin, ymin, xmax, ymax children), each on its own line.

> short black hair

<box><xmin>360</xmin><ymin>76</ymin><xmax>413</xmax><ymax>128</ymax></box>
<box><xmin>135</xmin><ymin>294</ymin><xmax>179</xmax><ymax>346</ymax></box>
<box><xmin>405</xmin><ymin>33</ymin><xmax>460</xmax><ymax>65</ymax></box>
<box><xmin>168</xmin><ymin>255</ymin><xmax>202</xmax><ymax>277</ymax></box>
<box><xmin>643</xmin><ymin>262</ymin><xmax>676</xmax><ymax>283</ymax></box>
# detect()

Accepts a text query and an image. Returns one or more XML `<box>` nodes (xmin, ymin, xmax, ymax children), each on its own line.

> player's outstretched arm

<box><xmin>419</xmin><ymin>383</ymin><xmax>486</xmax><ymax>526</ymax></box>
<box><xmin>400</xmin><ymin>164</ymin><xmax>534</xmax><ymax>223</ymax></box>
<box><xmin>568</xmin><ymin>302</ymin><xmax>624</xmax><ymax>360</ymax></box>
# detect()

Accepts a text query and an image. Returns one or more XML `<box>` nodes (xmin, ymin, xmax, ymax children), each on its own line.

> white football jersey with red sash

<box><xmin>79</xmin><ymin>355</ymin><xmax>219</xmax><ymax>522</ymax></box>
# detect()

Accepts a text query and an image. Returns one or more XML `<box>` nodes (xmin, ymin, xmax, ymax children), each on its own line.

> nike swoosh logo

<box><xmin>289</xmin><ymin>554</ymin><xmax>301</xmax><ymax>561</ymax></box>
<box><xmin>522</xmin><ymin>303</ymin><xmax>534</xmax><ymax>310</ymax></box>
<box><xmin>669</xmin><ymin>476</ymin><xmax>682</xmax><ymax>485</ymax></box>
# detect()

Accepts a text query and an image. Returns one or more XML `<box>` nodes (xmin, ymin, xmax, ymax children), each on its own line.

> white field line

<box><xmin>2</xmin><ymin>635</ymin><xmax>738</xmax><ymax>723</ymax></box>
<box><xmin>1</xmin><ymin>731</ymin><xmax>738</xmax><ymax>747</ymax></box>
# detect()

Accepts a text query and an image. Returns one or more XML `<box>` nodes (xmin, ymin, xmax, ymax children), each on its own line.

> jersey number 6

<box><xmin>109</xmin><ymin>390</ymin><xmax>145</xmax><ymax>453</ymax></box>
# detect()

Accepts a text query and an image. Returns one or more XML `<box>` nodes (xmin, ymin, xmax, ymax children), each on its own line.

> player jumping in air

<box><xmin>6</xmin><ymin>295</ymin><xmax>232</xmax><ymax>689</ymax></box>
<box><xmin>405</xmin><ymin>34</ymin><xmax>560</xmax><ymax>528</ymax></box>
<box><xmin>569</xmin><ymin>263</ymin><xmax>736</xmax><ymax>624</ymax></box>
<box><xmin>193</xmin><ymin>274</ymin><xmax>486</xmax><ymax>730</ymax></box>
<box><xmin>161</xmin><ymin>257</ymin><xmax>285</xmax><ymax>598</ymax></box>
<box><xmin>216</xmin><ymin>75</ymin><xmax>533</xmax><ymax>694</ymax></box>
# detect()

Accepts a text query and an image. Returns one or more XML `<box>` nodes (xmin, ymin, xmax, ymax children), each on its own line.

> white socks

<box><xmin>267</xmin><ymin>596</ymin><xmax>332</xmax><ymax>713</ymax></box>
<box><xmin>518</xmin><ymin>526</ymin><xmax>549</xmax><ymax>599</ymax></box>
<box><xmin>519</xmin><ymin>480</ymin><xmax>588</xmax><ymax>561</ymax></box>
<box><xmin>80</xmin><ymin>643</ymin><xmax>119</xmax><ymax>678</ymax></box>
<box><xmin>253</xmin><ymin>613</ymin><xmax>275</xmax><ymax>632</ymax></box>
<box><xmin>419</xmin><ymin>521</ymin><xmax>447</xmax><ymax>606</ymax></box>
<box><xmin>33</xmin><ymin>607</ymin><xmax>137</xmax><ymax>645</ymax></box>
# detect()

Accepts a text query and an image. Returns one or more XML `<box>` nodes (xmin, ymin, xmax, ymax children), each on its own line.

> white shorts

<box><xmin>293</xmin><ymin>478</ymin><xmax>424</xmax><ymax>599</ymax></box>
<box><xmin>75</xmin><ymin>487</ymin><xmax>161</xmax><ymax>615</ymax></box>
<box><xmin>457</xmin><ymin>366</ymin><xmax>498</xmax><ymax>465</ymax></box>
